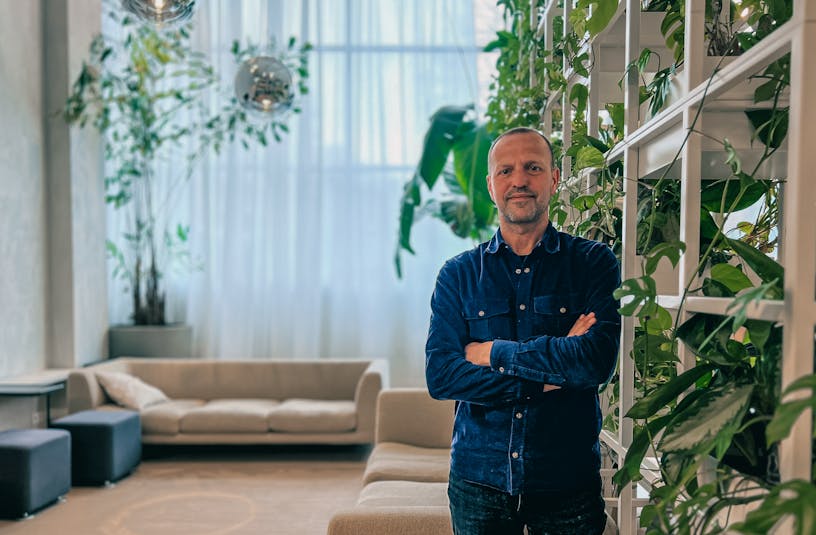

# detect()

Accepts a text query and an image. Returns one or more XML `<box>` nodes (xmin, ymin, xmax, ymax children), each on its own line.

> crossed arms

<box><xmin>425</xmin><ymin>246</ymin><xmax>620</xmax><ymax>406</ymax></box>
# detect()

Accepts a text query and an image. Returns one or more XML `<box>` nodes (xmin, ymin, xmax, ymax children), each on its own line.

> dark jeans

<box><xmin>447</xmin><ymin>474</ymin><xmax>607</xmax><ymax>535</ymax></box>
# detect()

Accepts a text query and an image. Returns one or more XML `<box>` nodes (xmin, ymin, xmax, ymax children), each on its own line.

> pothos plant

<box><xmin>475</xmin><ymin>0</ymin><xmax>812</xmax><ymax>532</ymax></box>
<box><xmin>64</xmin><ymin>6</ymin><xmax>310</xmax><ymax>324</ymax></box>
<box><xmin>609</xmin><ymin>26</ymin><xmax>812</xmax><ymax>535</ymax></box>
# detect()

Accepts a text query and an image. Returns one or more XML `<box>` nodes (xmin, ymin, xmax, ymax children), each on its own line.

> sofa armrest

<box><xmin>66</xmin><ymin>358</ymin><xmax>130</xmax><ymax>413</ymax></box>
<box><xmin>375</xmin><ymin>388</ymin><xmax>454</xmax><ymax>449</ymax></box>
<box><xmin>354</xmin><ymin>359</ymin><xmax>388</xmax><ymax>440</ymax></box>
<box><xmin>327</xmin><ymin>506</ymin><xmax>452</xmax><ymax>535</ymax></box>
<box><xmin>67</xmin><ymin>368</ymin><xmax>107</xmax><ymax>413</ymax></box>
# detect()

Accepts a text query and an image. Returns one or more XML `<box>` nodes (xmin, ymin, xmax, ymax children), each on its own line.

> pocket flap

<box><xmin>463</xmin><ymin>298</ymin><xmax>510</xmax><ymax>320</ymax></box>
<box><xmin>533</xmin><ymin>294</ymin><xmax>581</xmax><ymax>315</ymax></box>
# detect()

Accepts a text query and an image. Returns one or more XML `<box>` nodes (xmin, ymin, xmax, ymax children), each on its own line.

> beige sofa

<box><xmin>328</xmin><ymin>388</ymin><xmax>455</xmax><ymax>535</ymax></box>
<box><xmin>66</xmin><ymin>357</ymin><xmax>386</xmax><ymax>445</ymax></box>
<box><xmin>328</xmin><ymin>388</ymin><xmax>620</xmax><ymax>535</ymax></box>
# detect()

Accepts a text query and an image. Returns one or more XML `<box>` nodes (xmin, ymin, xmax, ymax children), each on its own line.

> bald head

<box><xmin>488</xmin><ymin>127</ymin><xmax>557</xmax><ymax>171</ymax></box>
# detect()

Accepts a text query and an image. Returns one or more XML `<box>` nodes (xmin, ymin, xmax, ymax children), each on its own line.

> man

<box><xmin>425</xmin><ymin>127</ymin><xmax>620</xmax><ymax>534</ymax></box>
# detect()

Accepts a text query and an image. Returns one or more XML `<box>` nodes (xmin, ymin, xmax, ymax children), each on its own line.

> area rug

<box><xmin>0</xmin><ymin>446</ymin><xmax>367</xmax><ymax>535</ymax></box>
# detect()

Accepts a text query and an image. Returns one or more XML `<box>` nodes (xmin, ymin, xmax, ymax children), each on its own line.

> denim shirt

<box><xmin>425</xmin><ymin>223</ymin><xmax>621</xmax><ymax>494</ymax></box>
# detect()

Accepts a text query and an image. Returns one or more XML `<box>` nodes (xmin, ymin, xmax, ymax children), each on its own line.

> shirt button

<box><xmin>478</xmin><ymin>310</ymin><xmax>485</xmax><ymax>317</ymax></box>
<box><xmin>515</xmin><ymin>268</ymin><xmax>522</xmax><ymax>274</ymax></box>
<box><xmin>519</xmin><ymin>304</ymin><xmax>526</xmax><ymax>311</ymax></box>
<box><xmin>499</xmin><ymin>367</ymin><xmax>505</xmax><ymax>373</ymax></box>
<box><xmin>523</xmin><ymin>267</ymin><xmax>530</xmax><ymax>273</ymax></box>
<box><xmin>559</xmin><ymin>307</ymin><xmax>567</xmax><ymax>313</ymax></box>
<box><xmin>511</xmin><ymin>452</ymin><xmax>519</xmax><ymax>459</ymax></box>
<box><xmin>515</xmin><ymin>412</ymin><xmax>523</xmax><ymax>419</ymax></box>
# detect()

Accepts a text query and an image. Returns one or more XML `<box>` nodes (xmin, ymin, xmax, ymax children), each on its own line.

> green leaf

<box><xmin>452</xmin><ymin>123</ymin><xmax>494</xmax><ymax>226</ymax></box>
<box><xmin>744</xmin><ymin>319</ymin><xmax>772</xmax><ymax>354</ymax></box>
<box><xmin>726</xmin><ymin>237</ymin><xmax>784</xmax><ymax>289</ymax></box>
<box><xmin>584</xmin><ymin>135</ymin><xmax>609</xmax><ymax>154</ymax></box>
<box><xmin>753</xmin><ymin>79</ymin><xmax>778</xmax><ymax>103</ymax></box>
<box><xmin>727</xmin><ymin>279</ymin><xmax>780</xmax><ymax>331</ymax></box>
<box><xmin>730</xmin><ymin>480</ymin><xmax>816</xmax><ymax>535</ymax></box>
<box><xmin>723</xmin><ymin>138</ymin><xmax>742</xmax><ymax>175</ymax></box>
<box><xmin>640</xmin><ymin>305</ymin><xmax>673</xmax><ymax>334</ymax></box>
<box><xmin>396</xmin><ymin>176</ymin><xmax>421</xmax><ymax>259</ymax></box>
<box><xmin>627</xmin><ymin>364</ymin><xmax>715</xmax><ymax>419</ymax></box>
<box><xmin>700</xmin><ymin>179</ymin><xmax>769</xmax><ymax>213</ymax></box>
<box><xmin>613</xmin><ymin>276</ymin><xmax>657</xmax><ymax>317</ymax></box>
<box><xmin>584</xmin><ymin>0</ymin><xmax>619</xmax><ymax>37</ymax></box>
<box><xmin>571</xmin><ymin>195</ymin><xmax>596</xmax><ymax>211</ymax></box>
<box><xmin>745</xmin><ymin>108</ymin><xmax>789</xmax><ymax>149</ymax></box>
<box><xmin>417</xmin><ymin>105</ymin><xmax>470</xmax><ymax>190</ymax></box>
<box><xmin>710</xmin><ymin>263</ymin><xmax>753</xmax><ymax>293</ymax></box>
<box><xmin>574</xmin><ymin>146</ymin><xmax>605</xmax><ymax>171</ymax></box>
<box><xmin>605</xmin><ymin>103</ymin><xmax>624</xmax><ymax>134</ymax></box>
<box><xmin>766</xmin><ymin>374</ymin><xmax>816</xmax><ymax>445</ymax></box>
<box><xmin>612</xmin><ymin>417</ymin><xmax>668</xmax><ymax>488</ymax></box>
<box><xmin>632</xmin><ymin>332</ymin><xmax>677</xmax><ymax>371</ymax></box>
<box><xmin>659</xmin><ymin>383</ymin><xmax>754</xmax><ymax>457</ymax></box>
<box><xmin>643</xmin><ymin>240</ymin><xmax>685</xmax><ymax>276</ymax></box>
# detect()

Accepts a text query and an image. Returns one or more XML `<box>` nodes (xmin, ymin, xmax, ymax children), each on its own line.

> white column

<box><xmin>779</xmin><ymin>1</ymin><xmax>816</xmax><ymax>484</ymax></box>
<box><xmin>43</xmin><ymin>0</ymin><xmax>108</xmax><ymax>368</ymax></box>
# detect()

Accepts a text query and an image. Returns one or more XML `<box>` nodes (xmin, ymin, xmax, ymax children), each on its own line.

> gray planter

<box><xmin>109</xmin><ymin>324</ymin><xmax>193</xmax><ymax>358</ymax></box>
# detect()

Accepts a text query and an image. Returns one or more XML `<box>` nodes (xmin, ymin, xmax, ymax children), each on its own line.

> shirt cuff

<box><xmin>490</xmin><ymin>339</ymin><xmax>517</xmax><ymax>375</ymax></box>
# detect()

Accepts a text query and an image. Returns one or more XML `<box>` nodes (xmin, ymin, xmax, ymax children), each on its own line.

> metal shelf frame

<box><xmin>530</xmin><ymin>1</ymin><xmax>815</xmax><ymax>532</ymax></box>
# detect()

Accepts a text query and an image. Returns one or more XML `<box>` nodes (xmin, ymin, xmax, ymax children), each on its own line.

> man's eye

<box><xmin>528</xmin><ymin>165</ymin><xmax>542</xmax><ymax>172</ymax></box>
<box><xmin>499</xmin><ymin>168</ymin><xmax>512</xmax><ymax>175</ymax></box>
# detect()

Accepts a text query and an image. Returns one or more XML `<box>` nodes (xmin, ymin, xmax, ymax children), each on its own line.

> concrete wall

<box><xmin>0</xmin><ymin>0</ymin><xmax>106</xmax><ymax>428</ymax></box>
<box><xmin>0</xmin><ymin>2</ymin><xmax>49</xmax><ymax>379</ymax></box>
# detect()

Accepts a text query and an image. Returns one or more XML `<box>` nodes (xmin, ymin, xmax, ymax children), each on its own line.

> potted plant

<box><xmin>395</xmin><ymin>105</ymin><xmax>496</xmax><ymax>277</ymax></box>
<box><xmin>64</xmin><ymin>7</ymin><xmax>310</xmax><ymax>357</ymax></box>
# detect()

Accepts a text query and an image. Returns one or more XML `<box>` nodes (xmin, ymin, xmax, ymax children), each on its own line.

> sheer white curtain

<box><xmin>107</xmin><ymin>0</ymin><xmax>500</xmax><ymax>386</ymax></box>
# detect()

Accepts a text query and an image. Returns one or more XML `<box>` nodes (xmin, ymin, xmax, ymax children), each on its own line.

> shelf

<box><xmin>608</xmin><ymin>18</ymin><xmax>796</xmax><ymax>161</ymax></box>
<box><xmin>657</xmin><ymin>296</ymin><xmax>784</xmax><ymax>322</ymax></box>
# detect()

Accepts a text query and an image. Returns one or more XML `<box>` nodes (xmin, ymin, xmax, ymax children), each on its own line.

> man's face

<box><xmin>487</xmin><ymin>132</ymin><xmax>560</xmax><ymax>226</ymax></box>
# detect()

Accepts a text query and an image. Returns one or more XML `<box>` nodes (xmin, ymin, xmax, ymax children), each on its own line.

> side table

<box><xmin>0</xmin><ymin>383</ymin><xmax>65</xmax><ymax>426</ymax></box>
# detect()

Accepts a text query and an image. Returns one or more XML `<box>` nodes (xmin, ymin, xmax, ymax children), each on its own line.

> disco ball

<box><xmin>234</xmin><ymin>56</ymin><xmax>295</xmax><ymax>118</ymax></box>
<box><xmin>121</xmin><ymin>0</ymin><xmax>196</xmax><ymax>25</ymax></box>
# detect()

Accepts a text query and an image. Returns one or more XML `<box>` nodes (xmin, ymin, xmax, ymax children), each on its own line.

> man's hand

<box><xmin>465</xmin><ymin>341</ymin><xmax>493</xmax><ymax>366</ymax></box>
<box><xmin>568</xmin><ymin>312</ymin><xmax>596</xmax><ymax>337</ymax></box>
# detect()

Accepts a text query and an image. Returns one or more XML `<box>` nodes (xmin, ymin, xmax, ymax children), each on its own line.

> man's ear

<box><xmin>550</xmin><ymin>167</ymin><xmax>560</xmax><ymax>194</ymax></box>
<box><xmin>486</xmin><ymin>174</ymin><xmax>496</xmax><ymax>203</ymax></box>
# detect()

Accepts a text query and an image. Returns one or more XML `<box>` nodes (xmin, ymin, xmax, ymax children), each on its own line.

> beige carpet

<box><xmin>0</xmin><ymin>445</ymin><xmax>369</xmax><ymax>535</ymax></box>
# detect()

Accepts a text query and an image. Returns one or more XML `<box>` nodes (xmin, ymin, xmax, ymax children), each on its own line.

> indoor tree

<box><xmin>64</xmin><ymin>6</ymin><xmax>309</xmax><ymax>324</ymax></box>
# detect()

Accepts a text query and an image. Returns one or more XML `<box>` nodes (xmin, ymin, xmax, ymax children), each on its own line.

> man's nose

<box><xmin>509</xmin><ymin>169</ymin><xmax>530</xmax><ymax>187</ymax></box>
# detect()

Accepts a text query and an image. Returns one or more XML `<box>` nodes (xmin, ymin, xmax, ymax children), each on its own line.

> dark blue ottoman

<box><xmin>0</xmin><ymin>428</ymin><xmax>71</xmax><ymax>518</ymax></box>
<box><xmin>52</xmin><ymin>410</ymin><xmax>141</xmax><ymax>486</ymax></box>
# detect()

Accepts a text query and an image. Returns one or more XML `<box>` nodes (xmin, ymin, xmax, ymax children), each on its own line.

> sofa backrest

<box><xmin>375</xmin><ymin>388</ymin><xmax>455</xmax><ymax>449</ymax></box>
<box><xmin>120</xmin><ymin>359</ymin><xmax>373</xmax><ymax>400</ymax></box>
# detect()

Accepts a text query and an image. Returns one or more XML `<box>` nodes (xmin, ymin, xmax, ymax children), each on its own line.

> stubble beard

<box><xmin>502</xmin><ymin>197</ymin><xmax>549</xmax><ymax>225</ymax></box>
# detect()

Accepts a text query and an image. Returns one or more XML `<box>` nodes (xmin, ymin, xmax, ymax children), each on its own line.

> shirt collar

<box><xmin>485</xmin><ymin>222</ymin><xmax>561</xmax><ymax>255</ymax></box>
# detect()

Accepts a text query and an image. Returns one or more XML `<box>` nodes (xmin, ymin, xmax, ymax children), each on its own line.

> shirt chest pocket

<box><xmin>463</xmin><ymin>299</ymin><xmax>511</xmax><ymax>342</ymax></box>
<box><xmin>533</xmin><ymin>294</ymin><xmax>583</xmax><ymax>336</ymax></box>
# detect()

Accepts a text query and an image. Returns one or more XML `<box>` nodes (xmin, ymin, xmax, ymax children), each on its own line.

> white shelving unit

<box><xmin>532</xmin><ymin>1</ymin><xmax>815</xmax><ymax>532</ymax></box>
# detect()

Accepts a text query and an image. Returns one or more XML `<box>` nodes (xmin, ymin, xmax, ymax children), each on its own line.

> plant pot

<box><xmin>108</xmin><ymin>324</ymin><xmax>193</xmax><ymax>359</ymax></box>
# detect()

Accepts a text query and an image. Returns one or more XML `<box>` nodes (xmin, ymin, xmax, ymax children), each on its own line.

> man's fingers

<box><xmin>567</xmin><ymin>312</ymin><xmax>596</xmax><ymax>336</ymax></box>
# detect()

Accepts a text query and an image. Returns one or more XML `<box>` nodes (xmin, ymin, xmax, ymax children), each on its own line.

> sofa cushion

<box><xmin>267</xmin><ymin>399</ymin><xmax>357</xmax><ymax>433</ymax></box>
<box><xmin>180</xmin><ymin>400</ymin><xmax>280</xmax><ymax>433</ymax></box>
<box><xmin>141</xmin><ymin>400</ymin><xmax>206</xmax><ymax>435</ymax></box>
<box><xmin>357</xmin><ymin>481</ymin><xmax>449</xmax><ymax>507</ymax></box>
<box><xmin>96</xmin><ymin>371</ymin><xmax>169</xmax><ymax>410</ymax></box>
<box><xmin>363</xmin><ymin>442</ymin><xmax>451</xmax><ymax>485</ymax></box>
